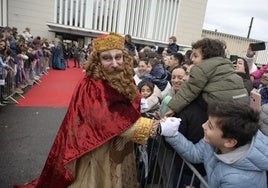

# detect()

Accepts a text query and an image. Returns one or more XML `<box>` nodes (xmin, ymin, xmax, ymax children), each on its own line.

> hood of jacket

<box><xmin>215</xmin><ymin>130</ymin><xmax>268</xmax><ymax>172</ymax></box>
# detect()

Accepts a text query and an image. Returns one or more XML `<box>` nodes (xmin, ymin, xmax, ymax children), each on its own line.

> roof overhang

<box><xmin>46</xmin><ymin>22</ymin><xmax>170</xmax><ymax>47</ymax></box>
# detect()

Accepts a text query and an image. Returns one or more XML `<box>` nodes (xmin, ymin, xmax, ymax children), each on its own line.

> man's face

<box><xmin>191</xmin><ymin>48</ymin><xmax>203</xmax><ymax>65</ymax></box>
<box><xmin>169</xmin><ymin>55</ymin><xmax>178</xmax><ymax>68</ymax></box>
<box><xmin>98</xmin><ymin>49</ymin><xmax>138</xmax><ymax>100</ymax></box>
<box><xmin>260</xmin><ymin>70</ymin><xmax>268</xmax><ymax>86</ymax></box>
<box><xmin>100</xmin><ymin>49</ymin><xmax>124</xmax><ymax>68</ymax></box>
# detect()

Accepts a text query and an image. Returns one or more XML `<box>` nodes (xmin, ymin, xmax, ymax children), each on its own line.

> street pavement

<box><xmin>0</xmin><ymin>103</ymin><xmax>67</xmax><ymax>188</ymax></box>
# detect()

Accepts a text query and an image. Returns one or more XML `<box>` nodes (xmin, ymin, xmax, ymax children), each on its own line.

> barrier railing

<box><xmin>136</xmin><ymin>136</ymin><xmax>209</xmax><ymax>188</ymax></box>
<box><xmin>0</xmin><ymin>68</ymin><xmax>24</xmax><ymax>104</ymax></box>
<box><xmin>0</xmin><ymin>55</ymin><xmax>47</xmax><ymax>105</ymax></box>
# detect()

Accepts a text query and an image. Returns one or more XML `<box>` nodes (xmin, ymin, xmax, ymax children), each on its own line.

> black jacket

<box><xmin>167</xmin><ymin>43</ymin><xmax>179</xmax><ymax>53</ymax></box>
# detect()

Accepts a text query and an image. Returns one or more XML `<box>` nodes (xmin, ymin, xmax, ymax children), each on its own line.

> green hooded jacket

<box><xmin>168</xmin><ymin>57</ymin><xmax>248</xmax><ymax>113</ymax></box>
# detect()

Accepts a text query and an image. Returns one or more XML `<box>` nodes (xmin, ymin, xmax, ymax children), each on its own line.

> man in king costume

<box><xmin>12</xmin><ymin>33</ymin><xmax>157</xmax><ymax>188</ymax></box>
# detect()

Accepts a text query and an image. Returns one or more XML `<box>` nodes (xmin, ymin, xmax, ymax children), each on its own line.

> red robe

<box><xmin>12</xmin><ymin>75</ymin><xmax>141</xmax><ymax>188</ymax></box>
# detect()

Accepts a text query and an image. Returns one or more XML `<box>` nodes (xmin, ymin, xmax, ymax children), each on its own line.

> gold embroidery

<box><xmin>131</xmin><ymin>117</ymin><xmax>153</xmax><ymax>144</ymax></box>
<box><xmin>93</xmin><ymin>32</ymin><xmax>125</xmax><ymax>52</ymax></box>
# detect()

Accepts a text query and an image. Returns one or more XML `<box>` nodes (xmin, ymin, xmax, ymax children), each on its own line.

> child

<box><xmin>139</xmin><ymin>81</ymin><xmax>160</xmax><ymax>119</ymax></box>
<box><xmin>136</xmin><ymin>81</ymin><xmax>160</xmax><ymax>185</ymax></box>
<box><xmin>167</xmin><ymin>36</ymin><xmax>179</xmax><ymax>53</ymax></box>
<box><xmin>159</xmin><ymin>101</ymin><xmax>268</xmax><ymax>188</ymax></box>
<box><xmin>166</xmin><ymin>38</ymin><xmax>248</xmax><ymax>116</ymax></box>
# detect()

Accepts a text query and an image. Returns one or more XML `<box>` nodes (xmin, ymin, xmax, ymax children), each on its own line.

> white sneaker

<box><xmin>34</xmin><ymin>76</ymin><xmax>40</xmax><ymax>81</ymax></box>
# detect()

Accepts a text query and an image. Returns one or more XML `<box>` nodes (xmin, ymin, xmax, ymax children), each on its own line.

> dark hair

<box><xmin>1</xmin><ymin>26</ymin><xmax>12</xmax><ymax>33</ymax></box>
<box><xmin>171</xmin><ymin>65</ymin><xmax>187</xmax><ymax>73</ymax></box>
<box><xmin>169</xmin><ymin>36</ymin><xmax>177</xmax><ymax>43</ymax></box>
<box><xmin>0</xmin><ymin>39</ymin><xmax>9</xmax><ymax>57</ymax></box>
<box><xmin>207</xmin><ymin>101</ymin><xmax>260</xmax><ymax>147</ymax></box>
<box><xmin>192</xmin><ymin>38</ymin><xmax>226</xmax><ymax>59</ymax></box>
<box><xmin>139</xmin><ymin>57</ymin><xmax>149</xmax><ymax>65</ymax></box>
<box><xmin>147</xmin><ymin>51</ymin><xmax>158</xmax><ymax>59</ymax></box>
<box><xmin>138</xmin><ymin>81</ymin><xmax>155</xmax><ymax>93</ymax></box>
<box><xmin>148</xmin><ymin>58</ymin><xmax>160</xmax><ymax>68</ymax></box>
<box><xmin>185</xmin><ymin>50</ymin><xmax>192</xmax><ymax>59</ymax></box>
<box><xmin>125</xmin><ymin>34</ymin><xmax>132</xmax><ymax>42</ymax></box>
<box><xmin>138</xmin><ymin>52</ymin><xmax>147</xmax><ymax>59</ymax></box>
<box><xmin>171</xmin><ymin>52</ymin><xmax>184</xmax><ymax>64</ymax></box>
<box><xmin>233</xmin><ymin>57</ymin><xmax>250</xmax><ymax>77</ymax></box>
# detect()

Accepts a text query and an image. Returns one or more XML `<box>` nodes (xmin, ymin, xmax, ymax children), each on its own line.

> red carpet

<box><xmin>16</xmin><ymin>68</ymin><xmax>84</xmax><ymax>107</ymax></box>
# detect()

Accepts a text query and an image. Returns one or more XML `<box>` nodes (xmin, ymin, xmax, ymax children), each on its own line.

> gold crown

<box><xmin>93</xmin><ymin>32</ymin><xmax>125</xmax><ymax>52</ymax></box>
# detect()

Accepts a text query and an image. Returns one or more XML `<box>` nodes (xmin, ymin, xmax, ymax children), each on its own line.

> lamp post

<box><xmin>247</xmin><ymin>17</ymin><xmax>254</xmax><ymax>38</ymax></box>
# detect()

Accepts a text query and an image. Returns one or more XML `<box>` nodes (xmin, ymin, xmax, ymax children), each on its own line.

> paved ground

<box><xmin>0</xmin><ymin>102</ymin><xmax>67</xmax><ymax>188</ymax></box>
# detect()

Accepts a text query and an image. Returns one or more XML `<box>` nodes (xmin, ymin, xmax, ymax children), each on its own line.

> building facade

<box><xmin>1</xmin><ymin>0</ymin><xmax>206</xmax><ymax>48</ymax></box>
<box><xmin>202</xmin><ymin>29</ymin><xmax>268</xmax><ymax>66</ymax></box>
<box><xmin>1</xmin><ymin>0</ymin><xmax>267</xmax><ymax>65</ymax></box>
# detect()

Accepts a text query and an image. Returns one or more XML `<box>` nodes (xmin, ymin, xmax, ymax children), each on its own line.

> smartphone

<box><xmin>250</xmin><ymin>42</ymin><xmax>266</xmax><ymax>51</ymax></box>
<box><xmin>250</xmin><ymin>90</ymin><xmax>261</xmax><ymax>111</ymax></box>
<box><xmin>230</xmin><ymin>55</ymin><xmax>238</xmax><ymax>62</ymax></box>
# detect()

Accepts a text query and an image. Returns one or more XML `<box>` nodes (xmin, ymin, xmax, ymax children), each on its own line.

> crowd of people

<box><xmin>133</xmin><ymin>36</ymin><xmax>268</xmax><ymax>187</ymax></box>
<box><xmin>0</xmin><ymin>26</ymin><xmax>91</xmax><ymax>106</ymax></box>
<box><xmin>1</xmin><ymin>28</ymin><xmax>267</xmax><ymax>188</ymax></box>
<box><xmin>133</xmin><ymin>35</ymin><xmax>268</xmax><ymax>188</ymax></box>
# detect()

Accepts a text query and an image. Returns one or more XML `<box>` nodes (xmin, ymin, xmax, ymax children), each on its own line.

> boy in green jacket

<box><xmin>165</xmin><ymin>38</ymin><xmax>248</xmax><ymax>116</ymax></box>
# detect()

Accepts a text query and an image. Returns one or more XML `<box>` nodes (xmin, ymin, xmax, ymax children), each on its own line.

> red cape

<box><xmin>12</xmin><ymin>75</ymin><xmax>141</xmax><ymax>188</ymax></box>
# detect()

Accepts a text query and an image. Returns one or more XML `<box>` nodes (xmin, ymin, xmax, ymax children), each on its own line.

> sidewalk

<box><xmin>0</xmin><ymin>105</ymin><xmax>67</xmax><ymax>187</ymax></box>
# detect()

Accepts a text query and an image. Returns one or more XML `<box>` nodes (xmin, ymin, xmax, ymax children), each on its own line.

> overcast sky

<box><xmin>203</xmin><ymin>0</ymin><xmax>268</xmax><ymax>42</ymax></box>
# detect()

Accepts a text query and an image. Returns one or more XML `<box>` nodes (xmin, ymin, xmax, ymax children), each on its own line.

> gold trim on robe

<box><xmin>131</xmin><ymin>117</ymin><xmax>153</xmax><ymax>144</ymax></box>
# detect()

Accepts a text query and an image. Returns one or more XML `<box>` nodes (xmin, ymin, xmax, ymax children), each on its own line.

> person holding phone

<box><xmin>244</xmin><ymin>43</ymin><xmax>260</xmax><ymax>74</ymax></box>
<box><xmin>250</xmin><ymin>42</ymin><xmax>266</xmax><ymax>51</ymax></box>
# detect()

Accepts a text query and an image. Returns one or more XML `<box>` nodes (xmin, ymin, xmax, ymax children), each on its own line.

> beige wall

<box><xmin>202</xmin><ymin>30</ymin><xmax>268</xmax><ymax>66</ymax></box>
<box><xmin>0</xmin><ymin>0</ymin><xmax>8</xmax><ymax>26</ymax></box>
<box><xmin>176</xmin><ymin>0</ymin><xmax>208</xmax><ymax>47</ymax></box>
<box><xmin>4</xmin><ymin>0</ymin><xmax>207</xmax><ymax>47</ymax></box>
<box><xmin>7</xmin><ymin>0</ymin><xmax>55</xmax><ymax>40</ymax></box>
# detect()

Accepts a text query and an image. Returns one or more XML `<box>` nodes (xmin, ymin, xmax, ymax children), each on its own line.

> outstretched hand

<box><xmin>160</xmin><ymin>117</ymin><xmax>181</xmax><ymax>137</ymax></box>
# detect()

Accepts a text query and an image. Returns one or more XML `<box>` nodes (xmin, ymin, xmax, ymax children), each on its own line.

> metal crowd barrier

<box><xmin>0</xmin><ymin>53</ymin><xmax>48</xmax><ymax>105</ymax></box>
<box><xmin>136</xmin><ymin>136</ymin><xmax>209</xmax><ymax>188</ymax></box>
<box><xmin>0</xmin><ymin>68</ymin><xmax>24</xmax><ymax>104</ymax></box>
